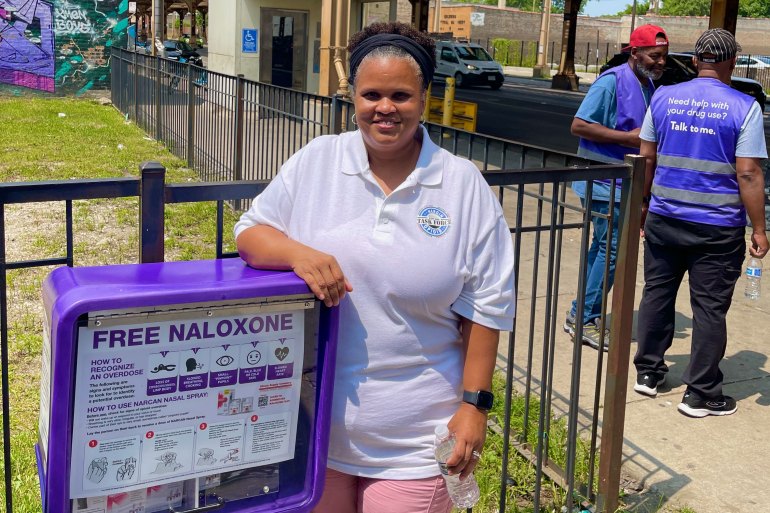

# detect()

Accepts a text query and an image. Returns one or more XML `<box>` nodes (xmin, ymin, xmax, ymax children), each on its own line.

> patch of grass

<box><xmin>472</xmin><ymin>372</ymin><xmax>693</xmax><ymax>513</ymax></box>
<box><xmin>0</xmin><ymin>97</ymin><xmax>243</xmax><ymax>512</ymax></box>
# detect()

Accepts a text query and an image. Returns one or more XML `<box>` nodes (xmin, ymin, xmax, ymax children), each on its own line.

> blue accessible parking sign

<box><xmin>242</xmin><ymin>28</ymin><xmax>258</xmax><ymax>53</ymax></box>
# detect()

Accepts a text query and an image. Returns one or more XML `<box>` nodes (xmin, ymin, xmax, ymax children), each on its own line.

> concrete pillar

<box><xmin>551</xmin><ymin>0</ymin><xmax>580</xmax><ymax>91</ymax></box>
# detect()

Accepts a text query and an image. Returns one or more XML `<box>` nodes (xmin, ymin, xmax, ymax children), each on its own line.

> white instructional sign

<box><xmin>69</xmin><ymin>303</ymin><xmax>308</xmax><ymax>499</ymax></box>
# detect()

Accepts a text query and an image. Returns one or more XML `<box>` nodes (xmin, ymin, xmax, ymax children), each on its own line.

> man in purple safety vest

<box><xmin>634</xmin><ymin>28</ymin><xmax>768</xmax><ymax>417</ymax></box>
<box><xmin>565</xmin><ymin>25</ymin><xmax>669</xmax><ymax>351</ymax></box>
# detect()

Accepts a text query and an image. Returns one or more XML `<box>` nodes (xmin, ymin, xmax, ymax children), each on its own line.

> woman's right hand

<box><xmin>289</xmin><ymin>246</ymin><xmax>353</xmax><ymax>307</ymax></box>
<box><xmin>237</xmin><ymin>225</ymin><xmax>352</xmax><ymax>307</ymax></box>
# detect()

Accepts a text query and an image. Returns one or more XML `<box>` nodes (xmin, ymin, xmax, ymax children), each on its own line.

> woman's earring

<box><xmin>420</xmin><ymin>115</ymin><xmax>426</xmax><ymax>124</ymax></box>
<box><xmin>351</xmin><ymin>114</ymin><xmax>357</xmax><ymax>127</ymax></box>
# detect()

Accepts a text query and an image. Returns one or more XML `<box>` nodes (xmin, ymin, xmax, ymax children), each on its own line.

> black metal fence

<box><xmin>110</xmin><ymin>47</ymin><xmax>596</xmax><ymax>186</ymax></box>
<box><xmin>111</xmin><ymin>49</ymin><xmax>336</xmax><ymax>185</ymax></box>
<box><xmin>0</xmin><ymin>156</ymin><xmax>644</xmax><ymax>513</ymax></box>
<box><xmin>0</xmin><ymin>49</ymin><xmax>647</xmax><ymax>513</ymax></box>
<box><xmin>732</xmin><ymin>55</ymin><xmax>770</xmax><ymax>94</ymax></box>
<box><xmin>467</xmin><ymin>38</ymin><xmax>621</xmax><ymax>72</ymax></box>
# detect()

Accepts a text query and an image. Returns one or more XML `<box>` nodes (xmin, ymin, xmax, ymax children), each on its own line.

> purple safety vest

<box><xmin>648</xmin><ymin>78</ymin><xmax>755</xmax><ymax>227</ymax></box>
<box><xmin>578</xmin><ymin>61</ymin><xmax>654</xmax><ymax>175</ymax></box>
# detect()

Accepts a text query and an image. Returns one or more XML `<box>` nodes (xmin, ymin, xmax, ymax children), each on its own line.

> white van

<box><xmin>434</xmin><ymin>41</ymin><xmax>504</xmax><ymax>90</ymax></box>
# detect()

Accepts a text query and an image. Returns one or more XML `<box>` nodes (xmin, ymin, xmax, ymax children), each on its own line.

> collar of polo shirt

<box><xmin>340</xmin><ymin>126</ymin><xmax>444</xmax><ymax>186</ymax></box>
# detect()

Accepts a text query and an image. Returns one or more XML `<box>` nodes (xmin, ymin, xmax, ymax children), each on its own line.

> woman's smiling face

<box><xmin>352</xmin><ymin>55</ymin><xmax>426</xmax><ymax>156</ymax></box>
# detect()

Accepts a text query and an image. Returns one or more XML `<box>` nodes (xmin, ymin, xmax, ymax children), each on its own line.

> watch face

<box><xmin>464</xmin><ymin>390</ymin><xmax>494</xmax><ymax>410</ymax></box>
<box><xmin>477</xmin><ymin>391</ymin><xmax>494</xmax><ymax>410</ymax></box>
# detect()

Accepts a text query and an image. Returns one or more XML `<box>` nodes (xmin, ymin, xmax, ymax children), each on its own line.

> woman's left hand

<box><xmin>445</xmin><ymin>403</ymin><xmax>488</xmax><ymax>479</ymax></box>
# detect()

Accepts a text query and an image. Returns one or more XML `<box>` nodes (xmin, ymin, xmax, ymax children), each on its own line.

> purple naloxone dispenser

<box><xmin>37</xmin><ymin>259</ymin><xmax>338</xmax><ymax>513</ymax></box>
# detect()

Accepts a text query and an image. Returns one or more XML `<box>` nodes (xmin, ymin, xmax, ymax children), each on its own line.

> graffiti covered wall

<box><xmin>0</xmin><ymin>0</ymin><xmax>128</xmax><ymax>95</ymax></box>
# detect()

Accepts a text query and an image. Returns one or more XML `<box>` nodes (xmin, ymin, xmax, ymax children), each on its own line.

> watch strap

<box><xmin>462</xmin><ymin>390</ymin><xmax>494</xmax><ymax>411</ymax></box>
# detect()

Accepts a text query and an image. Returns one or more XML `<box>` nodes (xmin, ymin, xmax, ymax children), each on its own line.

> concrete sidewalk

<box><xmin>502</xmin><ymin>65</ymin><xmax>597</xmax><ymax>92</ymax></box>
<box><xmin>495</xmin><ymin>183</ymin><xmax>770</xmax><ymax>513</ymax></box>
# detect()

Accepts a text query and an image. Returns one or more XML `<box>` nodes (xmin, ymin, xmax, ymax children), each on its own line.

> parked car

<box><xmin>162</xmin><ymin>40</ymin><xmax>203</xmax><ymax>66</ymax></box>
<box><xmin>434</xmin><ymin>40</ymin><xmax>505</xmax><ymax>90</ymax></box>
<box><xmin>735</xmin><ymin>55</ymin><xmax>770</xmax><ymax>69</ymax></box>
<box><xmin>134</xmin><ymin>40</ymin><xmax>151</xmax><ymax>54</ymax></box>
<box><xmin>600</xmin><ymin>52</ymin><xmax>766</xmax><ymax>111</ymax></box>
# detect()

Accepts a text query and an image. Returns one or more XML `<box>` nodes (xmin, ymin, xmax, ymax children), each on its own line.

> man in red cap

<box><xmin>564</xmin><ymin>25</ymin><xmax>668</xmax><ymax>352</ymax></box>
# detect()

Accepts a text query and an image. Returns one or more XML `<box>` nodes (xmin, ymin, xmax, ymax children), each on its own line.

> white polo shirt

<box><xmin>235</xmin><ymin>127</ymin><xmax>515</xmax><ymax>479</ymax></box>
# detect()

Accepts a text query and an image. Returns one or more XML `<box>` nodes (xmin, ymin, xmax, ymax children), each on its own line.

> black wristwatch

<box><xmin>462</xmin><ymin>390</ymin><xmax>494</xmax><ymax>412</ymax></box>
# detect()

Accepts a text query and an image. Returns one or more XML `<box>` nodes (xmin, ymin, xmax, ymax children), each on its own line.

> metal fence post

<box><xmin>0</xmin><ymin>203</ymin><xmax>12</xmax><ymax>513</ymax></box>
<box><xmin>133</xmin><ymin>50</ymin><xmax>139</xmax><ymax>122</ymax></box>
<box><xmin>139</xmin><ymin>161</ymin><xmax>166</xmax><ymax>263</ymax></box>
<box><xmin>596</xmin><ymin>155</ymin><xmax>645</xmax><ymax>513</ymax></box>
<box><xmin>233</xmin><ymin>74</ymin><xmax>245</xmax><ymax>182</ymax></box>
<box><xmin>187</xmin><ymin>64</ymin><xmax>196</xmax><ymax>167</ymax></box>
<box><xmin>330</xmin><ymin>94</ymin><xmax>344</xmax><ymax>135</ymax></box>
<box><xmin>112</xmin><ymin>49</ymin><xmax>120</xmax><ymax>108</ymax></box>
<box><xmin>155</xmin><ymin>57</ymin><xmax>162</xmax><ymax>141</ymax></box>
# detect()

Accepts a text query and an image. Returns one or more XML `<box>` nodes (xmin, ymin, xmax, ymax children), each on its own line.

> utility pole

<box><xmin>532</xmin><ymin>0</ymin><xmax>552</xmax><ymax>78</ymax></box>
<box><xmin>152</xmin><ymin>0</ymin><xmax>164</xmax><ymax>56</ymax></box>
<box><xmin>433</xmin><ymin>0</ymin><xmax>441</xmax><ymax>33</ymax></box>
<box><xmin>551</xmin><ymin>0</ymin><xmax>579</xmax><ymax>90</ymax></box>
<box><xmin>630</xmin><ymin>0</ymin><xmax>637</xmax><ymax>34</ymax></box>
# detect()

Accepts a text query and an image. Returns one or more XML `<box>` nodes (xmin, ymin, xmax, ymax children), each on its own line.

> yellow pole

<box><xmin>423</xmin><ymin>83</ymin><xmax>432</xmax><ymax>122</ymax></box>
<box><xmin>442</xmin><ymin>77</ymin><xmax>454</xmax><ymax>128</ymax></box>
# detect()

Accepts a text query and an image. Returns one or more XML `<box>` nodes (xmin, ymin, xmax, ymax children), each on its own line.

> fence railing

<box><xmin>731</xmin><ymin>56</ymin><xmax>770</xmax><ymax>94</ymax></box>
<box><xmin>111</xmin><ymin>48</ymin><xmax>336</xmax><ymax>185</ymax></box>
<box><xmin>0</xmin><ymin>49</ymin><xmax>646</xmax><ymax>513</ymax></box>
<box><xmin>0</xmin><ymin>152</ymin><xmax>644</xmax><ymax>513</ymax></box>
<box><xmin>110</xmin><ymin>47</ymin><xmax>595</xmax><ymax>187</ymax></box>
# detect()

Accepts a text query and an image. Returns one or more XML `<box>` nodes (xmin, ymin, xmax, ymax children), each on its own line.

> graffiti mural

<box><xmin>0</xmin><ymin>0</ymin><xmax>128</xmax><ymax>94</ymax></box>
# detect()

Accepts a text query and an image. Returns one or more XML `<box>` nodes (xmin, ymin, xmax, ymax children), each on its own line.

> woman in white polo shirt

<box><xmin>235</xmin><ymin>22</ymin><xmax>515</xmax><ymax>513</ymax></box>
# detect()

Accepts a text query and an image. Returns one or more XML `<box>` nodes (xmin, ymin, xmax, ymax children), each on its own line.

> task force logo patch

<box><xmin>417</xmin><ymin>206</ymin><xmax>451</xmax><ymax>237</ymax></box>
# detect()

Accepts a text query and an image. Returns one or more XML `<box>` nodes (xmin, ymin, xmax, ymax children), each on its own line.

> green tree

<box><xmin>738</xmin><ymin>0</ymin><xmax>770</xmax><ymax>17</ymax></box>
<box><xmin>659</xmin><ymin>0</ymin><xmax>718</xmax><ymax>16</ymax></box>
<box><xmin>613</xmin><ymin>1</ymin><xmax>650</xmax><ymax>15</ymax></box>
<box><xmin>658</xmin><ymin>0</ymin><xmax>769</xmax><ymax>17</ymax></box>
<box><xmin>457</xmin><ymin>0</ymin><xmax>542</xmax><ymax>11</ymax></box>
<box><xmin>457</xmin><ymin>0</ymin><xmax>587</xmax><ymax>13</ymax></box>
<box><xmin>550</xmin><ymin>0</ymin><xmax>589</xmax><ymax>14</ymax></box>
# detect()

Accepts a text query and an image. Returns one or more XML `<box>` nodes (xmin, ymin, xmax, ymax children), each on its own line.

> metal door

<box><xmin>259</xmin><ymin>9</ymin><xmax>308</xmax><ymax>91</ymax></box>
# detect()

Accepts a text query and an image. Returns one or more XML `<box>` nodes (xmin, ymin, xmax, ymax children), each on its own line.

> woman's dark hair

<box><xmin>347</xmin><ymin>22</ymin><xmax>436</xmax><ymax>90</ymax></box>
<box><xmin>348</xmin><ymin>22</ymin><xmax>435</xmax><ymax>60</ymax></box>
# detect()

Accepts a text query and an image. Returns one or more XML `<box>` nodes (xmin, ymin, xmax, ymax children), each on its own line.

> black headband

<box><xmin>349</xmin><ymin>34</ymin><xmax>434</xmax><ymax>88</ymax></box>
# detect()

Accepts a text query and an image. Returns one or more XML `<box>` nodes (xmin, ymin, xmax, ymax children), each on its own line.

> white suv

<box><xmin>434</xmin><ymin>41</ymin><xmax>504</xmax><ymax>90</ymax></box>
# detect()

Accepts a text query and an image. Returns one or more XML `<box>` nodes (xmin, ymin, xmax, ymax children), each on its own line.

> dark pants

<box><xmin>634</xmin><ymin>213</ymin><xmax>745</xmax><ymax>399</ymax></box>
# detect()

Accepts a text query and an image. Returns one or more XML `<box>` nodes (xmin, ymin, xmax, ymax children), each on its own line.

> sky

<box><xmin>582</xmin><ymin>0</ymin><xmax>634</xmax><ymax>17</ymax></box>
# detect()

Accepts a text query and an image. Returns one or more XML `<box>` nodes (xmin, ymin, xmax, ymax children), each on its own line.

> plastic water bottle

<box><xmin>434</xmin><ymin>425</ymin><xmax>480</xmax><ymax>508</ymax></box>
<box><xmin>745</xmin><ymin>257</ymin><xmax>762</xmax><ymax>300</ymax></box>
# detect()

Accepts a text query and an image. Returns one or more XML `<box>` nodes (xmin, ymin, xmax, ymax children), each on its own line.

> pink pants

<box><xmin>312</xmin><ymin>468</ymin><xmax>453</xmax><ymax>513</ymax></box>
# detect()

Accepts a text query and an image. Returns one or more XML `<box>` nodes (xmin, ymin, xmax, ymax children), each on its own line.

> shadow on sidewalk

<box><xmin>664</xmin><ymin>349</ymin><xmax>770</xmax><ymax>405</ymax></box>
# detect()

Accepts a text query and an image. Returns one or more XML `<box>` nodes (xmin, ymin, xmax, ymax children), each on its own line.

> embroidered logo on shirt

<box><xmin>417</xmin><ymin>206</ymin><xmax>451</xmax><ymax>237</ymax></box>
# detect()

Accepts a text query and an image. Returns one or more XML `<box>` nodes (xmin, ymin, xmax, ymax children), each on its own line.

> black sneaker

<box><xmin>633</xmin><ymin>373</ymin><xmax>666</xmax><ymax>397</ymax></box>
<box><xmin>677</xmin><ymin>390</ymin><xmax>737</xmax><ymax>418</ymax></box>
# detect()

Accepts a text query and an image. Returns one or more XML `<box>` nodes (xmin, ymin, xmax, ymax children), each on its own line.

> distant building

<box><xmin>207</xmin><ymin>0</ymin><xmax>414</xmax><ymax>94</ymax></box>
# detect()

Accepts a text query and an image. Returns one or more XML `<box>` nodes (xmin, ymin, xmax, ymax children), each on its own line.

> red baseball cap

<box><xmin>622</xmin><ymin>24</ymin><xmax>669</xmax><ymax>52</ymax></box>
